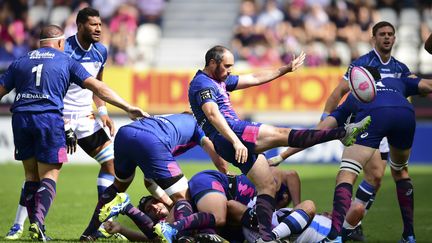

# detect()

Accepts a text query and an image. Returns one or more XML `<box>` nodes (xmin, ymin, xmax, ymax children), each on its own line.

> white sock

<box><xmin>14</xmin><ymin>205</ymin><xmax>28</xmax><ymax>227</ymax></box>
<box><xmin>272</xmin><ymin>222</ymin><xmax>291</xmax><ymax>239</ymax></box>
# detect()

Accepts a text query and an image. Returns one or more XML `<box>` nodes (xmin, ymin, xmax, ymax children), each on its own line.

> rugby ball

<box><xmin>348</xmin><ymin>66</ymin><xmax>377</xmax><ymax>103</ymax></box>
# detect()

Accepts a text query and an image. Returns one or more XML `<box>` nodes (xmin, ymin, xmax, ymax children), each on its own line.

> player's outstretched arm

<box><xmin>201</xmin><ymin>136</ymin><xmax>230</xmax><ymax>174</ymax></box>
<box><xmin>236</xmin><ymin>51</ymin><xmax>306</xmax><ymax>90</ymax></box>
<box><xmin>103</xmin><ymin>221</ymin><xmax>148</xmax><ymax>241</ymax></box>
<box><xmin>425</xmin><ymin>33</ymin><xmax>432</xmax><ymax>54</ymax></box>
<box><xmin>321</xmin><ymin>79</ymin><xmax>350</xmax><ymax>119</ymax></box>
<box><xmin>92</xmin><ymin>71</ymin><xmax>115</xmax><ymax>136</ymax></box>
<box><xmin>202</xmin><ymin>102</ymin><xmax>248</xmax><ymax>164</ymax></box>
<box><xmin>83</xmin><ymin>77</ymin><xmax>150</xmax><ymax>120</ymax></box>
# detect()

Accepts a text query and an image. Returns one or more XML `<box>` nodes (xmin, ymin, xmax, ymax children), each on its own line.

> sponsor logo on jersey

<box><xmin>16</xmin><ymin>93</ymin><xmax>50</xmax><ymax>101</ymax></box>
<box><xmin>360</xmin><ymin>132</ymin><xmax>368</xmax><ymax>138</ymax></box>
<box><xmin>199</xmin><ymin>89</ymin><xmax>212</xmax><ymax>101</ymax></box>
<box><xmin>29</xmin><ymin>50</ymin><xmax>55</xmax><ymax>59</ymax></box>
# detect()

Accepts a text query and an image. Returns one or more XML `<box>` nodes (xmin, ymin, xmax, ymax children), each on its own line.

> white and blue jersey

<box><xmin>63</xmin><ymin>35</ymin><xmax>107</xmax><ymax>115</ymax></box>
<box><xmin>0</xmin><ymin>47</ymin><xmax>90</xmax><ymax>113</ymax></box>
<box><xmin>114</xmin><ymin>114</ymin><xmax>206</xmax><ymax>180</ymax></box>
<box><xmin>331</xmin><ymin>76</ymin><xmax>421</xmax><ymax>150</ymax></box>
<box><xmin>343</xmin><ymin>49</ymin><xmax>411</xmax><ymax>81</ymax></box>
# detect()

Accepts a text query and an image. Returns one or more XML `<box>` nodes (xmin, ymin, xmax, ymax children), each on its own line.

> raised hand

<box><xmin>290</xmin><ymin>51</ymin><xmax>306</xmax><ymax>72</ymax></box>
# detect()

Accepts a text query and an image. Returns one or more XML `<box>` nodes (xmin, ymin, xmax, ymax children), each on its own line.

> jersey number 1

<box><xmin>32</xmin><ymin>64</ymin><xmax>43</xmax><ymax>87</ymax></box>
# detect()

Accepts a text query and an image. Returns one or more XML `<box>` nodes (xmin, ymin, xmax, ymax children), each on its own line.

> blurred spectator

<box><xmin>135</xmin><ymin>0</ymin><xmax>165</xmax><ymax>26</ymax></box>
<box><xmin>304</xmin><ymin>3</ymin><xmax>336</xmax><ymax>44</ymax></box>
<box><xmin>109</xmin><ymin>4</ymin><xmax>138</xmax><ymax>65</ymax></box>
<box><xmin>256</xmin><ymin>0</ymin><xmax>284</xmax><ymax>29</ymax></box>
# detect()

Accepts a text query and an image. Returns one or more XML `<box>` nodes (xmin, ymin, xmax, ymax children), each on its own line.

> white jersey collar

<box><xmin>74</xmin><ymin>34</ymin><xmax>93</xmax><ymax>52</ymax></box>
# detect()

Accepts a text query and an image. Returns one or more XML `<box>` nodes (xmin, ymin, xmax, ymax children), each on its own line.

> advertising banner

<box><xmin>1</xmin><ymin>117</ymin><xmax>431</xmax><ymax>164</ymax></box>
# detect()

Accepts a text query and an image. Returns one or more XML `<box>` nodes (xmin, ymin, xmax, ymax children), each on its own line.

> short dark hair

<box><xmin>39</xmin><ymin>25</ymin><xmax>63</xmax><ymax>39</ymax></box>
<box><xmin>138</xmin><ymin>195</ymin><xmax>153</xmax><ymax>213</ymax></box>
<box><xmin>205</xmin><ymin>45</ymin><xmax>228</xmax><ymax>66</ymax></box>
<box><xmin>76</xmin><ymin>7</ymin><xmax>100</xmax><ymax>25</ymax></box>
<box><xmin>364</xmin><ymin>66</ymin><xmax>381</xmax><ymax>81</ymax></box>
<box><xmin>372</xmin><ymin>21</ymin><xmax>395</xmax><ymax>36</ymax></box>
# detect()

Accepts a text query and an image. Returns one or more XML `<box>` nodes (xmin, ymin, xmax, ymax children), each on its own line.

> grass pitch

<box><xmin>0</xmin><ymin>162</ymin><xmax>431</xmax><ymax>242</ymax></box>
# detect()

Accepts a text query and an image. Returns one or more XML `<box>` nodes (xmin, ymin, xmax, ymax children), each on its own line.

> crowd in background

<box><xmin>1</xmin><ymin>0</ymin><xmax>432</xmax><ymax>70</ymax></box>
<box><xmin>0</xmin><ymin>0</ymin><xmax>165</xmax><ymax>69</ymax></box>
<box><xmin>232</xmin><ymin>0</ymin><xmax>432</xmax><ymax>68</ymax></box>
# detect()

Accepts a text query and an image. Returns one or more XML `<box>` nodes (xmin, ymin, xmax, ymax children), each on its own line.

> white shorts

<box><xmin>63</xmin><ymin>113</ymin><xmax>106</xmax><ymax>140</ymax></box>
<box><xmin>379</xmin><ymin>137</ymin><xmax>389</xmax><ymax>154</ymax></box>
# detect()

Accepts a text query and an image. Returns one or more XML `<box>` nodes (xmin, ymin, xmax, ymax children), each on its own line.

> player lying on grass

<box><xmin>92</xmin><ymin>167</ymin><xmax>301</xmax><ymax>243</ymax></box>
<box><xmin>269</xmin><ymin>66</ymin><xmax>432</xmax><ymax>242</ymax></box>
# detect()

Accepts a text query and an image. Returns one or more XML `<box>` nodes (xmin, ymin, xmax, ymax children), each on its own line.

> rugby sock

<box><xmin>365</xmin><ymin>192</ymin><xmax>376</xmax><ymax>213</ymax></box>
<box><xmin>396</xmin><ymin>178</ymin><xmax>415</xmax><ymax>238</ymax></box>
<box><xmin>256</xmin><ymin>194</ymin><xmax>276</xmax><ymax>241</ymax></box>
<box><xmin>123</xmin><ymin>204</ymin><xmax>156</xmax><ymax>238</ymax></box>
<box><xmin>355</xmin><ymin>180</ymin><xmax>375</xmax><ymax>205</ymax></box>
<box><xmin>173</xmin><ymin>199</ymin><xmax>194</xmax><ymax>220</ymax></box>
<box><xmin>328</xmin><ymin>183</ymin><xmax>353</xmax><ymax>239</ymax></box>
<box><xmin>34</xmin><ymin>178</ymin><xmax>57</xmax><ymax>226</ymax></box>
<box><xmin>288</xmin><ymin>128</ymin><xmax>346</xmax><ymax>148</ymax></box>
<box><xmin>97</xmin><ymin>172</ymin><xmax>115</xmax><ymax>199</ymax></box>
<box><xmin>23</xmin><ymin>181</ymin><xmax>39</xmax><ymax>224</ymax></box>
<box><xmin>82</xmin><ymin>185</ymin><xmax>118</xmax><ymax>236</ymax></box>
<box><xmin>173</xmin><ymin>200</ymin><xmax>195</xmax><ymax>237</ymax></box>
<box><xmin>273</xmin><ymin>209</ymin><xmax>310</xmax><ymax>239</ymax></box>
<box><xmin>241</xmin><ymin>207</ymin><xmax>258</xmax><ymax>230</ymax></box>
<box><xmin>171</xmin><ymin>212</ymin><xmax>216</xmax><ymax>232</ymax></box>
<box><xmin>13</xmin><ymin>182</ymin><xmax>28</xmax><ymax>226</ymax></box>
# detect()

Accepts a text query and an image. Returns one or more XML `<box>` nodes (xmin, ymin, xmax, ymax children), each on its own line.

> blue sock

<box><xmin>97</xmin><ymin>172</ymin><xmax>114</xmax><ymax>199</ymax></box>
<box><xmin>24</xmin><ymin>181</ymin><xmax>40</xmax><ymax>224</ymax></box>
<box><xmin>355</xmin><ymin>180</ymin><xmax>375</xmax><ymax>204</ymax></box>
<box><xmin>396</xmin><ymin>179</ymin><xmax>415</xmax><ymax>238</ymax></box>
<box><xmin>82</xmin><ymin>185</ymin><xmax>118</xmax><ymax>236</ymax></box>
<box><xmin>329</xmin><ymin>183</ymin><xmax>352</xmax><ymax>239</ymax></box>
<box><xmin>34</xmin><ymin>178</ymin><xmax>56</xmax><ymax>226</ymax></box>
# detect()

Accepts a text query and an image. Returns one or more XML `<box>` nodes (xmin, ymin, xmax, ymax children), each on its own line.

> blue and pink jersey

<box><xmin>188</xmin><ymin>71</ymin><xmax>262</xmax><ymax>173</ymax></box>
<box><xmin>113</xmin><ymin>114</ymin><xmax>206</xmax><ymax>180</ymax></box>
<box><xmin>189</xmin><ymin>170</ymin><xmax>288</xmax><ymax>206</ymax></box>
<box><xmin>188</xmin><ymin>70</ymin><xmax>241</xmax><ymax>139</ymax></box>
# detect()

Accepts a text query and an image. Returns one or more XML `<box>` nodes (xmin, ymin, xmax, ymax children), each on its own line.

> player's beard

<box><xmin>215</xmin><ymin>64</ymin><xmax>227</xmax><ymax>81</ymax></box>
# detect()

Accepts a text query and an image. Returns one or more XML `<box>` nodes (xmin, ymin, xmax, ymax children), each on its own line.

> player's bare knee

<box><xmin>351</xmin><ymin>201</ymin><xmax>366</xmax><ymax>216</ymax></box>
<box><xmin>298</xmin><ymin>200</ymin><xmax>316</xmax><ymax>218</ymax></box>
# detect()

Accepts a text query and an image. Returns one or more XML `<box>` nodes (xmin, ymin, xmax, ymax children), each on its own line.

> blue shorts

<box><xmin>12</xmin><ymin>112</ymin><xmax>67</xmax><ymax>163</ymax></box>
<box><xmin>188</xmin><ymin>170</ymin><xmax>229</xmax><ymax>205</ymax></box>
<box><xmin>114</xmin><ymin>126</ymin><xmax>182</xmax><ymax>180</ymax></box>
<box><xmin>212</xmin><ymin>120</ymin><xmax>262</xmax><ymax>174</ymax></box>
<box><xmin>355</xmin><ymin>107</ymin><xmax>415</xmax><ymax>150</ymax></box>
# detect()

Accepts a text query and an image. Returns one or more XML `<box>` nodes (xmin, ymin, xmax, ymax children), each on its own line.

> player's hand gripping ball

<box><xmin>348</xmin><ymin>66</ymin><xmax>377</xmax><ymax>103</ymax></box>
